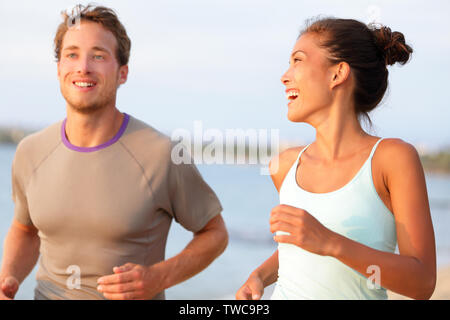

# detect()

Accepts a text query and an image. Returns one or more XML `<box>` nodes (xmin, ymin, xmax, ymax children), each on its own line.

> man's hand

<box><xmin>0</xmin><ymin>276</ymin><xmax>19</xmax><ymax>300</ymax></box>
<box><xmin>96</xmin><ymin>215</ymin><xmax>227</xmax><ymax>300</ymax></box>
<box><xmin>97</xmin><ymin>263</ymin><xmax>164</xmax><ymax>300</ymax></box>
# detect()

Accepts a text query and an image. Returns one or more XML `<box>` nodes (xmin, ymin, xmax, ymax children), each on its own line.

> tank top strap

<box><xmin>291</xmin><ymin>139</ymin><xmax>383</xmax><ymax>181</ymax></box>
<box><xmin>368</xmin><ymin>138</ymin><xmax>384</xmax><ymax>160</ymax></box>
<box><xmin>294</xmin><ymin>143</ymin><xmax>312</xmax><ymax>167</ymax></box>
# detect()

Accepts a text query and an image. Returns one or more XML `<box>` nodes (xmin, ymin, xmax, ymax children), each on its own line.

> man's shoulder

<box><xmin>13</xmin><ymin>120</ymin><xmax>63</xmax><ymax>181</ymax></box>
<box><xmin>125</xmin><ymin>115</ymin><xmax>171</xmax><ymax>141</ymax></box>
<box><xmin>15</xmin><ymin>121</ymin><xmax>63</xmax><ymax>162</ymax></box>
<box><xmin>120</xmin><ymin>115</ymin><xmax>174</xmax><ymax>164</ymax></box>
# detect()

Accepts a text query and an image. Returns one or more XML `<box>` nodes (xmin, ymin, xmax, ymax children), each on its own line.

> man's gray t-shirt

<box><xmin>11</xmin><ymin>113</ymin><xmax>223</xmax><ymax>299</ymax></box>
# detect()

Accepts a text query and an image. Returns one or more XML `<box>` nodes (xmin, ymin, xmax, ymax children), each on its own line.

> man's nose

<box><xmin>76</xmin><ymin>55</ymin><xmax>92</xmax><ymax>74</ymax></box>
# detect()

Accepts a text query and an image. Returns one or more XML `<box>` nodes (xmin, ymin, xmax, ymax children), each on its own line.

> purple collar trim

<box><xmin>61</xmin><ymin>113</ymin><xmax>130</xmax><ymax>152</ymax></box>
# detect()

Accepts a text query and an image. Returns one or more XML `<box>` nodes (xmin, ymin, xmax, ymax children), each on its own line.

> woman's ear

<box><xmin>330</xmin><ymin>61</ymin><xmax>351</xmax><ymax>90</ymax></box>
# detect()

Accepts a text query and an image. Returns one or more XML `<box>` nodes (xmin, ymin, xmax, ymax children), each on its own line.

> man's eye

<box><xmin>94</xmin><ymin>55</ymin><xmax>104</xmax><ymax>60</ymax></box>
<box><xmin>67</xmin><ymin>53</ymin><xmax>77</xmax><ymax>58</ymax></box>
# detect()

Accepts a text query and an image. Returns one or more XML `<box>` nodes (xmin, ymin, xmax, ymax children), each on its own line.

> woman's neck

<box><xmin>310</xmin><ymin>102</ymin><xmax>370</xmax><ymax>162</ymax></box>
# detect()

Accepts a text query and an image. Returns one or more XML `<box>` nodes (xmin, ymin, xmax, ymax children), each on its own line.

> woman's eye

<box><xmin>289</xmin><ymin>58</ymin><xmax>302</xmax><ymax>65</ymax></box>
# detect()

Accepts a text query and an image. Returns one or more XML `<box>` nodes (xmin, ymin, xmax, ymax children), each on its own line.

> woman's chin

<box><xmin>287</xmin><ymin>110</ymin><xmax>307</xmax><ymax>123</ymax></box>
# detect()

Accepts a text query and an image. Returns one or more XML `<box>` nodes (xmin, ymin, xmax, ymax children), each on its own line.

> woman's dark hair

<box><xmin>300</xmin><ymin>17</ymin><xmax>413</xmax><ymax>126</ymax></box>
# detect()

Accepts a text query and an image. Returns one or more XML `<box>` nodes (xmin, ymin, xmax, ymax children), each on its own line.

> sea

<box><xmin>0</xmin><ymin>144</ymin><xmax>449</xmax><ymax>300</ymax></box>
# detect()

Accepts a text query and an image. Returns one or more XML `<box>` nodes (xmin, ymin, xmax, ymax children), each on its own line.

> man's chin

<box><xmin>69</xmin><ymin>103</ymin><xmax>105</xmax><ymax>114</ymax></box>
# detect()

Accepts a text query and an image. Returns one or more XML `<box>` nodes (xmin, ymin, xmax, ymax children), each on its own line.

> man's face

<box><xmin>57</xmin><ymin>21</ymin><xmax>128</xmax><ymax>113</ymax></box>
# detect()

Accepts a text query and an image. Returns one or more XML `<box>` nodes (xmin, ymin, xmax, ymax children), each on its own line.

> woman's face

<box><xmin>281</xmin><ymin>32</ymin><xmax>337</xmax><ymax>124</ymax></box>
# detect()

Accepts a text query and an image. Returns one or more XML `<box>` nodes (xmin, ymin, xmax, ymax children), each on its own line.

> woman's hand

<box><xmin>235</xmin><ymin>272</ymin><xmax>264</xmax><ymax>300</ymax></box>
<box><xmin>270</xmin><ymin>204</ymin><xmax>337</xmax><ymax>256</ymax></box>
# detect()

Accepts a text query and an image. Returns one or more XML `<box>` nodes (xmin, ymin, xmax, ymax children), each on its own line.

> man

<box><xmin>0</xmin><ymin>5</ymin><xmax>228</xmax><ymax>300</ymax></box>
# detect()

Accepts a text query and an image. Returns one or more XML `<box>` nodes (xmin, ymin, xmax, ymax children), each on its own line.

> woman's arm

<box><xmin>330</xmin><ymin>139</ymin><xmax>436</xmax><ymax>299</ymax></box>
<box><xmin>236</xmin><ymin>147</ymin><xmax>303</xmax><ymax>300</ymax></box>
<box><xmin>270</xmin><ymin>139</ymin><xmax>436</xmax><ymax>299</ymax></box>
<box><xmin>235</xmin><ymin>250</ymin><xmax>278</xmax><ymax>300</ymax></box>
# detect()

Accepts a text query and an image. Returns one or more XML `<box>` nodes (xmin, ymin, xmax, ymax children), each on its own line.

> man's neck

<box><xmin>64</xmin><ymin>106</ymin><xmax>124</xmax><ymax>148</ymax></box>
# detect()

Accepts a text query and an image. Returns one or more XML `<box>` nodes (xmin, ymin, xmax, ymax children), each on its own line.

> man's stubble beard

<box><xmin>62</xmin><ymin>85</ymin><xmax>117</xmax><ymax>115</ymax></box>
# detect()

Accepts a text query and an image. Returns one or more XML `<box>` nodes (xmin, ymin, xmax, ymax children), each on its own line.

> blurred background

<box><xmin>0</xmin><ymin>0</ymin><xmax>449</xmax><ymax>299</ymax></box>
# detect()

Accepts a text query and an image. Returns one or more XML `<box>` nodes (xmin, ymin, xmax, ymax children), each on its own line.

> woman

<box><xmin>236</xmin><ymin>17</ymin><xmax>436</xmax><ymax>300</ymax></box>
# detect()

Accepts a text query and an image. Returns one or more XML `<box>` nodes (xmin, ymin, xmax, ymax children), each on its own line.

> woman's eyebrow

<box><xmin>290</xmin><ymin>50</ymin><xmax>307</xmax><ymax>58</ymax></box>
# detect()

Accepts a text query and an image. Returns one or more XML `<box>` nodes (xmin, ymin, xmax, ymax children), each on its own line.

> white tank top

<box><xmin>271</xmin><ymin>138</ymin><xmax>397</xmax><ymax>299</ymax></box>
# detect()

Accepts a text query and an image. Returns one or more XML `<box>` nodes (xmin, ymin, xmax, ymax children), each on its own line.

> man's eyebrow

<box><xmin>92</xmin><ymin>46</ymin><xmax>111</xmax><ymax>54</ymax></box>
<box><xmin>62</xmin><ymin>45</ymin><xmax>79</xmax><ymax>51</ymax></box>
<box><xmin>62</xmin><ymin>45</ymin><xmax>111</xmax><ymax>54</ymax></box>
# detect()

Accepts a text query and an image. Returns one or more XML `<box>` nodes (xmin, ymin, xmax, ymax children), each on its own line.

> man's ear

<box><xmin>57</xmin><ymin>61</ymin><xmax>60</xmax><ymax>80</ymax></box>
<box><xmin>330</xmin><ymin>61</ymin><xmax>351</xmax><ymax>90</ymax></box>
<box><xmin>118</xmin><ymin>65</ymin><xmax>128</xmax><ymax>85</ymax></box>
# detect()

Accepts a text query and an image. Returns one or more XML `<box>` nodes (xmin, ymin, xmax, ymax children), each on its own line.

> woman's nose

<box><xmin>280</xmin><ymin>69</ymin><xmax>290</xmax><ymax>85</ymax></box>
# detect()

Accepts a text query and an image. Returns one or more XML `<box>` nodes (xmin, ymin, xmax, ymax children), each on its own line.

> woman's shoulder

<box><xmin>376</xmin><ymin>138</ymin><xmax>420</xmax><ymax>161</ymax></box>
<box><xmin>375</xmin><ymin>137</ymin><xmax>423</xmax><ymax>179</ymax></box>
<box><xmin>269</xmin><ymin>146</ymin><xmax>306</xmax><ymax>192</ymax></box>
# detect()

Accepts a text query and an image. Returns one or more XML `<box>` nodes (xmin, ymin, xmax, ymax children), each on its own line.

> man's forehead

<box><xmin>62</xmin><ymin>21</ymin><xmax>117</xmax><ymax>51</ymax></box>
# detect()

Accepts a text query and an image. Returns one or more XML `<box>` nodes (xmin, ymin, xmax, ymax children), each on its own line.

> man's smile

<box><xmin>72</xmin><ymin>79</ymin><xmax>97</xmax><ymax>91</ymax></box>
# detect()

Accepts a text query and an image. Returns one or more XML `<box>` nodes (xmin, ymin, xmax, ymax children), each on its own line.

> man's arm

<box><xmin>0</xmin><ymin>220</ymin><xmax>40</xmax><ymax>299</ymax></box>
<box><xmin>97</xmin><ymin>213</ymin><xmax>228</xmax><ymax>300</ymax></box>
<box><xmin>155</xmin><ymin>213</ymin><xmax>228</xmax><ymax>291</ymax></box>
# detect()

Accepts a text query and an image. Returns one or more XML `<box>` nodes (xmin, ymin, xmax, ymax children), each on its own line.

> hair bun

<box><xmin>369</xmin><ymin>24</ymin><xmax>413</xmax><ymax>66</ymax></box>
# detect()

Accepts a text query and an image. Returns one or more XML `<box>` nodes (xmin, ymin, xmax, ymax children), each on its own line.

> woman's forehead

<box><xmin>292</xmin><ymin>33</ymin><xmax>319</xmax><ymax>55</ymax></box>
<box><xmin>292</xmin><ymin>33</ymin><xmax>333</xmax><ymax>64</ymax></box>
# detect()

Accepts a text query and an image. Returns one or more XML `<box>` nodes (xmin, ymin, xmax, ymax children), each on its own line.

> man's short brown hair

<box><xmin>54</xmin><ymin>4</ymin><xmax>131</xmax><ymax>66</ymax></box>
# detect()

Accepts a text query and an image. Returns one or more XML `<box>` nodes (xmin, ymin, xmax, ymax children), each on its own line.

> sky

<box><xmin>1</xmin><ymin>0</ymin><xmax>449</xmax><ymax>150</ymax></box>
